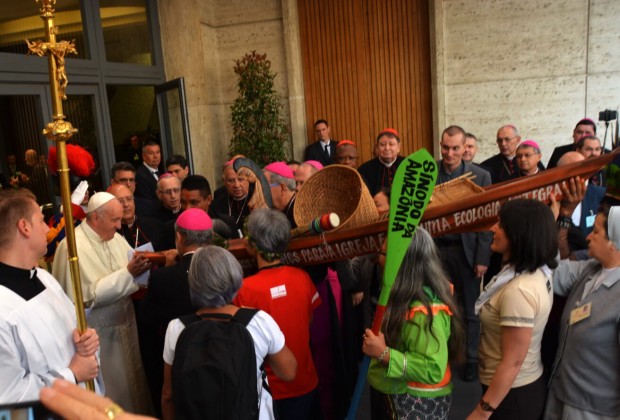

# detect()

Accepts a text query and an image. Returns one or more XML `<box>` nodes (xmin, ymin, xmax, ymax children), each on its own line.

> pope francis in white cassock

<box><xmin>0</xmin><ymin>189</ymin><xmax>101</xmax><ymax>403</ymax></box>
<box><xmin>52</xmin><ymin>192</ymin><xmax>153</xmax><ymax>414</ymax></box>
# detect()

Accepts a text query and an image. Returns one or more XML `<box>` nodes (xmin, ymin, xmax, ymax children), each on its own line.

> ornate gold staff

<box><xmin>27</xmin><ymin>0</ymin><xmax>94</xmax><ymax>392</ymax></box>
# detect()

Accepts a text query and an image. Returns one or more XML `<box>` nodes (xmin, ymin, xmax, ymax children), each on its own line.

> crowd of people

<box><xmin>0</xmin><ymin>117</ymin><xmax>618</xmax><ymax>420</ymax></box>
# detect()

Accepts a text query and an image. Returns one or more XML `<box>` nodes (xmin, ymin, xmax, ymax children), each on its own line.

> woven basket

<box><xmin>294</xmin><ymin>164</ymin><xmax>379</xmax><ymax>231</ymax></box>
<box><xmin>427</xmin><ymin>173</ymin><xmax>484</xmax><ymax>209</ymax></box>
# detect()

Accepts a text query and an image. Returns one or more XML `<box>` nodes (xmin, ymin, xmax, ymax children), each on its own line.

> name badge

<box><xmin>570</xmin><ymin>302</ymin><xmax>591</xmax><ymax>325</ymax></box>
<box><xmin>586</xmin><ymin>214</ymin><xmax>596</xmax><ymax>228</ymax></box>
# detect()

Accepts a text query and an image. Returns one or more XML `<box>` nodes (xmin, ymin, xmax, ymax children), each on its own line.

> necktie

<box><xmin>324</xmin><ymin>144</ymin><xmax>329</xmax><ymax>156</ymax></box>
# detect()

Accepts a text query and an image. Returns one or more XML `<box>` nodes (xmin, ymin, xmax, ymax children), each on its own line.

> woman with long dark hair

<box><xmin>362</xmin><ymin>227</ymin><xmax>464</xmax><ymax>419</ymax></box>
<box><xmin>467</xmin><ymin>199</ymin><xmax>557</xmax><ymax>419</ymax></box>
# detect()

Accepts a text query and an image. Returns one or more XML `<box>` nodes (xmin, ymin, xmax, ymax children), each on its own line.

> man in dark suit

<box><xmin>210</xmin><ymin>161</ymin><xmax>250</xmax><ymax>235</ymax></box>
<box><xmin>514</xmin><ymin>140</ymin><xmax>545</xmax><ymax>177</ymax></box>
<box><xmin>481</xmin><ymin>125</ymin><xmax>521</xmax><ymax>183</ymax></box>
<box><xmin>110</xmin><ymin>161</ymin><xmax>156</xmax><ymax>218</ymax></box>
<box><xmin>435</xmin><ymin>125</ymin><xmax>492</xmax><ymax>381</ymax></box>
<box><xmin>153</xmin><ymin>174</ymin><xmax>182</xmax><ymax>223</ymax></box>
<box><xmin>303</xmin><ymin>119</ymin><xmax>337</xmax><ymax>166</ymax></box>
<box><xmin>575</xmin><ymin>135</ymin><xmax>606</xmax><ymax>186</ymax></box>
<box><xmin>134</xmin><ymin>139</ymin><xmax>162</xmax><ymax>202</ymax></box>
<box><xmin>547</xmin><ymin>118</ymin><xmax>598</xmax><ymax>169</ymax></box>
<box><xmin>463</xmin><ymin>132</ymin><xmax>479</xmax><ymax>163</ymax></box>
<box><xmin>357</xmin><ymin>128</ymin><xmax>405</xmax><ymax>196</ymax></box>
<box><xmin>137</xmin><ymin>208</ymin><xmax>213</xmax><ymax>418</ymax></box>
<box><xmin>108</xmin><ymin>183</ymin><xmax>162</xmax><ymax>251</ymax></box>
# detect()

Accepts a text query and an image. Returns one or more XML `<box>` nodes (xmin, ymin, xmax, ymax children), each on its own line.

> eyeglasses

<box><xmin>116</xmin><ymin>177</ymin><xmax>136</xmax><ymax>183</ymax></box>
<box><xmin>117</xmin><ymin>196</ymin><xmax>134</xmax><ymax>204</ymax></box>
<box><xmin>516</xmin><ymin>153</ymin><xmax>538</xmax><ymax>159</ymax></box>
<box><xmin>496</xmin><ymin>136</ymin><xmax>518</xmax><ymax>144</ymax></box>
<box><xmin>159</xmin><ymin>187</ymin><xmax>180</xmax><ymax>195</ymax></box>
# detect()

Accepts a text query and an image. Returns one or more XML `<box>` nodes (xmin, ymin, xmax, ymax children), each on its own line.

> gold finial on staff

<box><xmin>27</xmin><ymin>0</ymin><xmax>94</xmax><ymax>392</ymax></box>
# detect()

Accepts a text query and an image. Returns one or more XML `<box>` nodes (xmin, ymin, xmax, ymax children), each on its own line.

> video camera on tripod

<box><xmin>599</xmin><ymin>109</ymin><xmax>618</xmax><ymax>122</ymax></box>
<box><xmin>598</xmin><ymin>108</ymin><xmax>618</xmax><ymax>149</ymax></box>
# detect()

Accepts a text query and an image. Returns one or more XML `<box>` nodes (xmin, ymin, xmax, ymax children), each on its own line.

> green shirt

<box><xmin>367</xmin><ymin>287</ymin><xmax>453</xmax><ymax>397</ymax></box>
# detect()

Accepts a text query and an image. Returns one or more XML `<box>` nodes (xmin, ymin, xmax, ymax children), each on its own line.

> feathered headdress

<box><xmin>47</xmin><ymin>144</ymin><xmax>95</xmax><ymax>177</ymax></box>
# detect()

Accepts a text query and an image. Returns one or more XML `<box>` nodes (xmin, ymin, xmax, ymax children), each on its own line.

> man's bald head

<box><xmin>108</xmin><ymin>184</ymin><xmax>135</xmax><ymax>224</ymax></box>
<box><xmin>294</xmin><ymin>162</ymin><xmax>319</xmax><ymax>192</ymax></box>
<box><xmin>108</xmin><ymin>183</ymin><xmax>132</xmax><ymax>197</ymax></box>
<box><xmin>557</xmin><ymin>151</ymin><xmax>585</xmax><ymax>167</ymax></box>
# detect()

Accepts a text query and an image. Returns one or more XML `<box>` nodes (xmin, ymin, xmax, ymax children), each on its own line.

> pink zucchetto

<box><xmin>520</xmin><ymin>139</ymin><xmax>540</xmax><ymax>150</ymax></box>
<box><xmin>304</xmin><ymin>160</ymin><xmax>324</xmax><ymax>171</ymax></box>
<box><xmin>264</xmin><ymin>162</ymin><xmax>295</xmax><ymax>179</ymax></box>
<box><xmin>176</xmin><ymin>208</ymin><xmax>213</xmax><ymax>231</ymax></box>
<box><xmin>158</xmin><ymin>172</ymin><xmax>174</xmax><ymax>181</ymax></box>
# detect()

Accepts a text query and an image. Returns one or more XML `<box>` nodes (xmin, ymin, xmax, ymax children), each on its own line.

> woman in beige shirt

<box><xmin>467</xmin><ymin>199</ymin><xmax>557</xmax><ymax>420</ymax></box>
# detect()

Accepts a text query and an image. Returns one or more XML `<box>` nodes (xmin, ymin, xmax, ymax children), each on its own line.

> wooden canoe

<box><xmin>227</xmin><ymin>149</ymin><xmax>619</xmax><ymax>269</ymax></box>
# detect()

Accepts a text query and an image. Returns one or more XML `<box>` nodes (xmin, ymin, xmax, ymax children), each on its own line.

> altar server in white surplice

<box><xmin>52</xmin><ymin>192</ymin><xmax>153</xmax><ymax>415</ymax></box>
<box><xmin>0</xmin><ymin>189</ymin><xmax>102</xmax><ymax>403</ymax></box>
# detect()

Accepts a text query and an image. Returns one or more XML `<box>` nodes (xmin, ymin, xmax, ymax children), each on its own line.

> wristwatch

<box><xmin>556</xmin><ymin>215</ymin><xmax>573</xmax><ymax>230</ymax></box>
<box><xmin>479</xmin><ymin>399</ymin><xmax>496</xmax><ymax>412</ymax></box>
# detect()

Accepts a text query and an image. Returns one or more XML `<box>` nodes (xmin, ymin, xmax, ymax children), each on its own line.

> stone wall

<box><xmin>159</xmin><ymin>0</ymin><xmax>620</xmax><ymax>179</ymax></box>
<box><xmin>432</xmin><ymin>0</ymin><xmax>620</xmax><ymax>165</ymax></box>
<box><xmin>158</xmin><ymin>0</ymin><xmax>301</xmax><ymax>186</ymax></box>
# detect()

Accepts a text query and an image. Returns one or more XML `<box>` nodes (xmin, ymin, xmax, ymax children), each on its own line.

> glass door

<box><xmin>63</xmin><ymin>87</ymin><xmax>108</xmax><ymax>194</ymax></box>
<box><xmin>155</xmin><ymin>77</ymin><xmax>192</xmax><ymax>172</ymax></box>
<box><xmin>0</xmin><ymin>85</ymin><xmax>53</xmax><ymax>214</ymax></box>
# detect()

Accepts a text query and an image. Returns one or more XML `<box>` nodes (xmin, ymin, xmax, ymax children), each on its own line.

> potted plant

<box><xmin>229</xmin><ymin>51</ymin><xmax>289</xmax><ymax>166</ymax></box>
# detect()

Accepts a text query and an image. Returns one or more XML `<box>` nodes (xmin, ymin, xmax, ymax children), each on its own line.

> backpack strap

<box><xmin>231</xmin><ymin>308</ymin><xmax>272</xmax><ymax>397</ymax></box>
<box><xmin>198</xmin><ymin>312</ymin><xmax>234</xmax><ymax>321</ymax></box>
<box><xmin>233</xmin><ymin>307</ymin><xmax>260</xmax><ymax>326</ymax></box>
<box><xmin>179</xmin><ymin>312</ymin><xmax>236</xmax><ymax>327</ymax></box>
<box><xmin>181</xmin><ymin>309</ymin><xmax>257</xmax><ymax>326</ymax></box>
<box><xmin>178</xmin><ymin>313</ymin><xmax>203</xmax><ymax>327</ymax></box>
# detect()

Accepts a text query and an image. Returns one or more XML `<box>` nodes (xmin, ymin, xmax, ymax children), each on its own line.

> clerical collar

<box><xmin>231</xmin><ymin>194</ymin><xmax>248</xmax><ymax>202</ymax></box>
<box><xmin>0</xmin><ymin>261</ymin><xmax>45</xmax><ymax>300</ymax></box>
<box><xmin>379</xmin><ymin>157</ymin><xmax>398</xmax><ymax>168</ymax></box>
<box><xmin>125</xmin><ymin>215</ymin><xmax>137</xmax><ymax>228</ymax></box>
